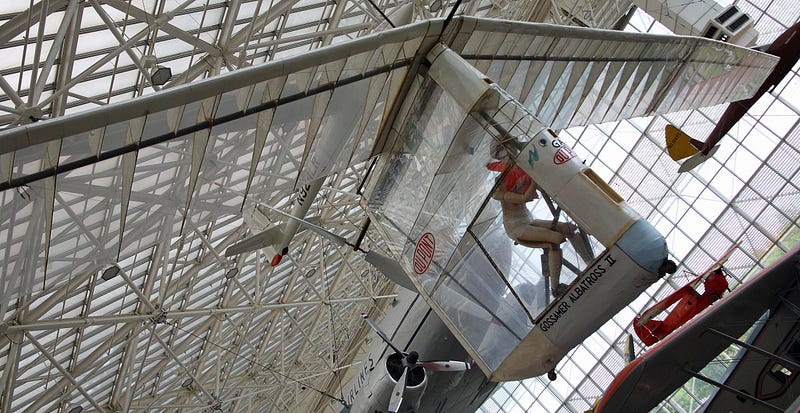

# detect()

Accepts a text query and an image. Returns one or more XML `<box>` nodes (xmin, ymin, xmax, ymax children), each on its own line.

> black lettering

<box><xmin>540</xmin><ymin>302</ymin><xmax>571</xmax><ymax>332</ymax></box>
<box><xmin>605</xmin><ymin>255</ymin><xmax>617</xmax><ymax>266</ymax></box>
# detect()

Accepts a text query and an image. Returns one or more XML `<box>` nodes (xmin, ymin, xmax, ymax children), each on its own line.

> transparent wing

<box><xmin>448</xmin><ymin>18</ymin><xmax>777</xmax><ymax>129</ymax></box>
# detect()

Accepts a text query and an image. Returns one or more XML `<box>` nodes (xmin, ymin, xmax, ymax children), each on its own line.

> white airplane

<box><xmin>223</xmin><ymin>4</ymin><xmax>415</xmax><ymax>267</ymax></box>
<box><xmin>0</xmin><ymin>9</ymin><xmax>779</xmax><ymax>412</ymax></box>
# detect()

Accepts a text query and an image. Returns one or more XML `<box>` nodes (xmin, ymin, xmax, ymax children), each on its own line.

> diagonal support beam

<box><xmin>87</xmin><ymin>0</ymin><xmax>159</xmax><ymax>92</ymax></box>
<box><xmin>37</xmin><ymin>0</ymin><xmax>199</xmax><ymax>109</ymax></box>
<box><xmin>22</xmin><ymin>322</ymin><xmax>138</xmax><ymax>413</ymax></box>
<box><xmin>115</xmin><ymin>266</ymin><xmax>159</xmax><ymax>314</ymax></box>
<box><xmin>0</xmin><ymin>75</ymin><xmax>24</xmax><ymax>108</ymax></box>
<box><xmin>24</xmin><ymin>331</ymin><xmax>108</xmax><ymax>412</ymax></box>
<box><xmin>166</xmin><ymin>0</ymin><xmax>302</xmax><ymax>86</ymax></box>
<box><xmin>100</xmin><ymin>0</ymin><xmax>220</xmax><ymax>56</ymax></box>
<box><xmin>149</xmin><ymin>326</ymin><xmax>217</xmax><ymax>405</ymax></box>
<box><xmin>30</xmin><ymin>0</ymin><xmax>81</xmax><ymax>105</ymax></box>
<box><xmin>0</xmin><ymin>0</ymin><xmax>69</xmax><ymax>45</ymax></box>
<box><xmin>683</xmin><ymin>367</ymin><xmax>783</xmax><ymax>412</ymax></box>
<box><xmin>706</xmin><ymin>327</ymin><xmax>800</xmax><ymax>371</ymax></box>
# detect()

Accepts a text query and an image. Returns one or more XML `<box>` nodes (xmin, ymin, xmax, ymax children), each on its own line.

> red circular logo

<box><xmin>553</xmin><ymin>145</ymin><xmax>577</xmax><ymax>164</ymax></box>
<box><xmin>413</xmin><ymin>232</ymin><xmax>435</xmax><ymax>274</ymax></box>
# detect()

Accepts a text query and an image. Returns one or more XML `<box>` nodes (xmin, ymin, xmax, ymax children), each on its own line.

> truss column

<box><xmin>20</xmin><ymin>2</ymin><xmax>48</xmax><ymax>108</ymax></box>
<box><xmin>310</xmin><ymin>280</ymin><xmax>396</xmax><ymax>412</ymax></box>
<box><xmin>30</xmin><ymin>0</ymin><xmax>80</xmax><ymax>105</ymax></box>
<box><xmin>110</xmin><ymin>240</ymin><xmax>167</xmax><ymax>410</ymax></box>
<box><xmin>37</xmin><ymin>0</ymin><xmax>199</xmax><ymax>109</ymax></box>
<box><xmin>0</xmin><ymin>268</ymin><xmax>95</xmax><ymax>349</ymax></box>
<box><xmin>86</xmin><ymin>0</ymin><xmax>158</xmax><ymax>92</ymax></box>
<box><xmin>269</xmin><ymin>306</ymin><xmax>336</xmax><ymax>412</ymax></box>
<box><xmin>218</xmin><ymin>0</ymin><xmax>242</xmax><ymax>51</ymax></box>
<box><xmin>291</xmin><ymin>247</ymin><xmax>348</xmax><ymax>367</ymax></box>
<box><xmin>128</xmin><ymin>319</ymin><xmax>218</xmax><ymax>402</ymax></box>
<box><xmin>320</xmin><ymin>0</ymin><xmax>348</xmax><ymax>46</ymax></box>
<box><xmin>218</xmin><ymin>312</ymin><xmax>258</xmax><ymax>412</ymax></box>
<box><xmin>149</xmin><ymin>328</ymin><xmax>218</xmax><ymax>405</ymax></box>
<box><xmin>249</xmin><ymin>234</ymin><xmax>310</xmax><ymax>376</ymax></box>
<box><xmin>51</xmin><ymin>0</ymin><xmax>83</xmax><ymax>118</ymax></box>
<box><xmin>162</xmin><ymin>226</ymin><xmax>244</xmax><ymax>300</ymax></box>
<box><xmin>0</xmin><ymin>336</ymin><xmax>21</xmax><ymax>413</ymax></box>
<box><xmin>101</xmin><ymin>0</ymin><xmax>219</xmax><ymax>55</ymax></box>
<box><xmin>174</xmin><ymin>235</ymin><xmax>240</xmax><ymax>404</ymax></box>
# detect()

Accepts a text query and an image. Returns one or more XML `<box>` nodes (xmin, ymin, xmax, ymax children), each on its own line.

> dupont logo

<box><xmin>413</xmin><ymin>232</ymin><xmax>435</xmax><ymax>274</ymax></box>
<box><xmin>554</xmin><ymin>145</ymin><xmax>577</xmax><ymax>164</ymax></box>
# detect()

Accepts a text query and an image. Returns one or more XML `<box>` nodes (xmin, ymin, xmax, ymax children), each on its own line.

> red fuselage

<box><xmin>702</xmin><ymin>21</ymin><xmax>800</xmax><ymax>154</ymax></box>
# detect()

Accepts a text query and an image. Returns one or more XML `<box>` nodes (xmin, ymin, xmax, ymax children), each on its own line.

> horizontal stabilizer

<box><xmin>665</xmin><ymin>125</ymin><xmax>701</xmax><ymax>161</ymax></box>
<box><xmin>225</xmin><ymin>226</ymin><xmax>282</xmax><ymax>257</ymax></box>
<box><xmin>303</xmin><ymin>215</ymin><xmax>320</xmax><ymax>227</ymax></box>
<box><xmin>677</xmin><ymin>144</ymin><xmax>719</xmax><ymax>173</ymax></box>
<box><xmin>365</xmin><ymin>251</ymin><xmax>418</xmax><ymax>293</ymax></box>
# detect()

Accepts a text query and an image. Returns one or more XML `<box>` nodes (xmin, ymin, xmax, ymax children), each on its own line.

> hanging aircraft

<box><xmin>0</xmin><ymin>8</ymin><xmax>779</xmax><ymax>399</ymax></box>
<box><xmin>594</xmin><ymin>245</ymin><xmax>800</xmax><ymax>413</ymax></box>
<box><xmin>632</xmin><ymin>243</ymin><xmax>739</xmax><ymax>346</ymax></box>
<box><xmin>223</xmin><ymin>4</ymin><xmax>415</xmax><ymax>267</ymax></box>
<box><xmin>665</xmin><ymin>20</ymin><xmax>800</xmax><ymax>173</ymax></box>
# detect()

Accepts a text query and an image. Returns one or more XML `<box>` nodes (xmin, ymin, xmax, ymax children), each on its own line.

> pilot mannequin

<box><xmin>487</xmin><ymin>158</ymin><xmax>585</xmax><ymax>298</ymax></box>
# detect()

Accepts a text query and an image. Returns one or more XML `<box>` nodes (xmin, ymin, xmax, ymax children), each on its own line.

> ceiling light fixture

<box><xmin>151</xmin><ymin>66</ymin><xmax>172</xmax><ymax>86</ymax></box>
<box><xmin>101</xmin><ymin>265</ymin><xmax>121</xmax><ymax>281</ymax></box>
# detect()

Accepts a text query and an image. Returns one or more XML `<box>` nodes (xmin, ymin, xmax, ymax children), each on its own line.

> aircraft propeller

<box><xmin>361</xmin><ymin>313</ymin><xmax>473</xmax><ymax>413</ymax></box>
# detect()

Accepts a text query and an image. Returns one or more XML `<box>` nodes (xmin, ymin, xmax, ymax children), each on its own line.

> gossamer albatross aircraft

<box><xmin>0</xmin><ymin>9</ymin><xmax>779</xmax><ymax>405</ymax></box>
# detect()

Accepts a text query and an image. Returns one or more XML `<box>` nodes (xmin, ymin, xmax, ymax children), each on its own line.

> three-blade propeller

<box><xmin>361</xmin><ymin>314</ymin><xmax>473</xmax><ymax>413</ymax></box>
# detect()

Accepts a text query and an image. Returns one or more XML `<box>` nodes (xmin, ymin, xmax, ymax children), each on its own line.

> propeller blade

<box><xmin>259</xmin><ymin>204</ymin><xmax>350</xmax><ymax>246</ymax></box>
<box><xmin>418</xmin><ymin>360</ymin><xmax>473</xmax><ymax>372</ymax></box>
<box><xmin>361</xmin><ymin>314</ymin><xmax>404</xmax><ymax>355</ymax></box>
<box><xmin>388</xmin><ymin>366</ymin><xmax>407</xmax><ymax>413</ymax></box>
